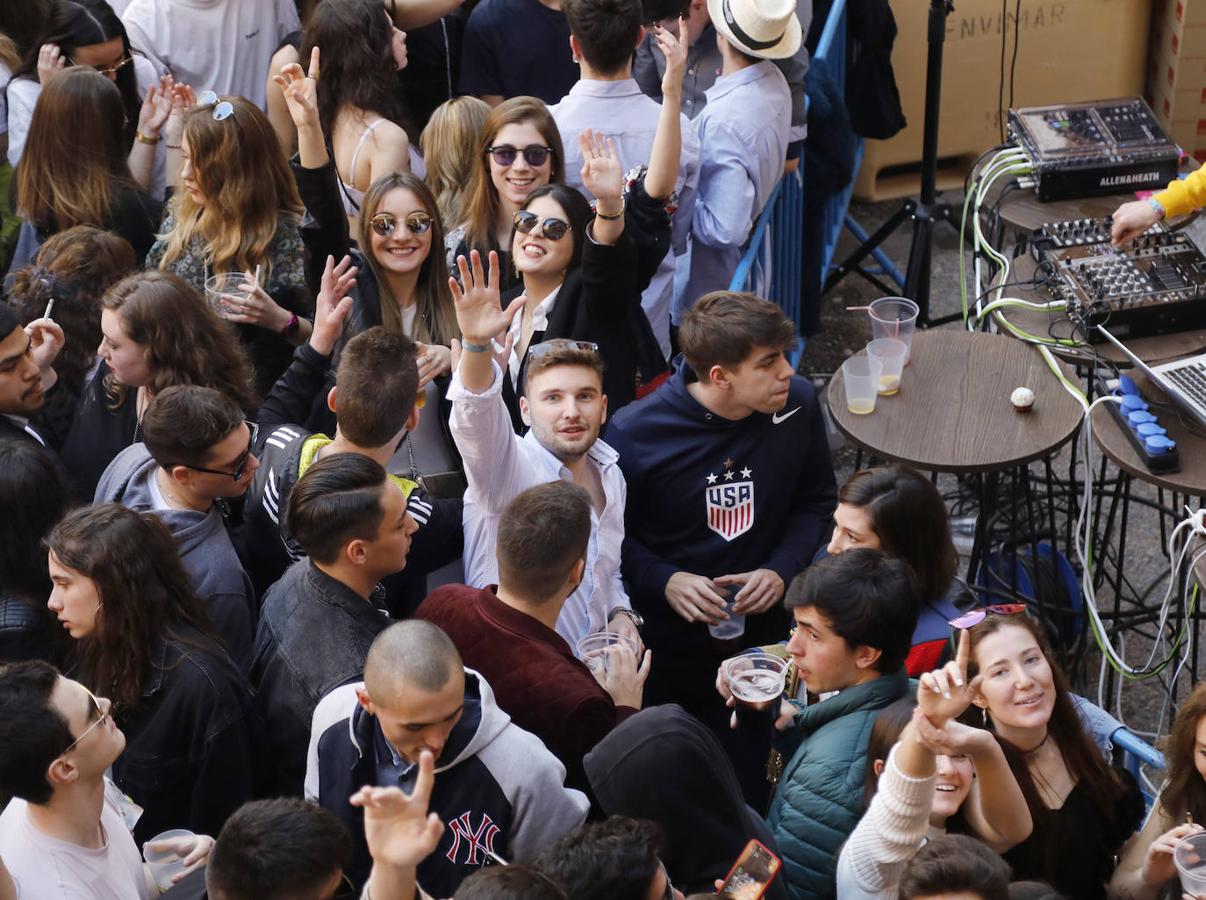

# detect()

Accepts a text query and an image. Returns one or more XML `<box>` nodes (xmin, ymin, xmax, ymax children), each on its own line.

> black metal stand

<box><xmin>824</xmin><ymin>0</ymin><xmax>961</xmax><ymax>327</ymax></box>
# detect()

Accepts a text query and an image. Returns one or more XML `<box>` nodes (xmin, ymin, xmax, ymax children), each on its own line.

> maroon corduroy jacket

<box><xmin>416</xmin><ymin>584</ymin><xmax>637</xmax><ymax>793</ymax></box>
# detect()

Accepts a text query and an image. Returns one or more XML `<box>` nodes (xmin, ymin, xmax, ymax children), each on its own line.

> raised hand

<box><xmin>655</xmin><ymin>21</ymin><xmax>689</xmax><ymax>100</ymax></box>
<box><xmin>136</xmin><ymin>76</ymin><xmax>175</xmax><ymax>138</ymax></box>
<box><xmin>448</xmin><ymin>250</ymin><xmax>523</xmax><ymax>345</ymax></box>
<box><xmin>273</xmin><ymin>46</ymin><xmax>321</xmax><ymax>133</ymax></box>
<box><xmin>164</xmin><ymin>82</ymin><xmax>196</xmax><ymax>148</ymax></box>
<box><xmin>350</xmin><ymin>750</ymin><xmax>445</xmax><ymax>870</ymax></box>
<box><xmin>37</xmin><ymin>44</ymin><xmax>65</xmax><ymax>84</ymax></box>
<box><xmin>24</xmin><ymin>318</ymin><xmax>64</xmax><ymax>375</ymax></box>
<box><xmin>578</xmin><ymin>129</ymin><xmax>623</xmax><ymax>206</ymax></box>
<box><xmin>309</xmin><ymin>254</ymin><xmax>358</xmax><ymax>356</ymax></box>
<box><xmin>916</xmin><ymin>629</ymin><xmax>981</xmax><ymax>728</ymax></box>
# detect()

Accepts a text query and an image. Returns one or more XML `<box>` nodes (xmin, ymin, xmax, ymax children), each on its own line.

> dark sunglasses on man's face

<box><xmin>168</xmin><ymin>422</ymin><xmax>259</xmax><ymax>482</ymax></box>
<box><xmin>486</xmin><ymin>144</ymin><xmax>553</xmax><ymax>167</ymax></box>
<box><xmin>370</xmin><ymin>211</ymin><xmax>434</xmax><ymax>237</ymax></box>
<box><xmin>513</xmin><ymin>210</ymin><xmax>570</xmax><ymax>241</ymax></box>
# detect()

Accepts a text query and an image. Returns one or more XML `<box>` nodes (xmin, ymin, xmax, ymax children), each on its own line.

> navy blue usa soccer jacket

<box><xmin>607</xmin><ymin>362</ymin><xmax>837</xmax><ymax>666</ymax></box>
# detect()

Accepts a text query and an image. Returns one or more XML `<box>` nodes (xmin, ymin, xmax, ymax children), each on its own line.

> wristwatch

<box><xmin>608</xmin><ymin>608</ymin><xmax>644</xmax><ymax>631</ymax></box>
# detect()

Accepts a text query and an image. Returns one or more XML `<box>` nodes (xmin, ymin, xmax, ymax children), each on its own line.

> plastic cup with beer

<box><xmin>723</xmin><ymin>652</ymin><xmax>790</xmax><ymax>728</ymax></box>
<box><xmin>841</xmin><ymin>355</ymin><xmax>883</xmax><ymax>415</ymax></box>
<box><xmin>866</xmin><ymin>338</ymin><xmax>908</xmax><ymax>395</ymax></box>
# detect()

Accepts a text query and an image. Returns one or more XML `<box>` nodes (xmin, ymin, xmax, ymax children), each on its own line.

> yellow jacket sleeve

<box><xmin>1154</xmin><ymin>167</ymin><xmax>1206</xmax><ymax>218</ymax></box>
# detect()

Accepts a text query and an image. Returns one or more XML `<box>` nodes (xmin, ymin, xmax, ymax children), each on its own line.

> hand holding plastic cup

<box><xmin>866</xmin><ymin>338</ymin><xmax>908</xmax><ymax>395</ymax></box>
<box><xmin>204</xmin><ymin>273</ymin><xmax>250</xmax><ymax>321</ymax></box>
<box><xmin>842</xmin><ymin>355</ymin><xmax>883</xmax><ymax>415</ymax></box>
<box><xmin>144</xmin><ymin>829</ymin><xmax>197</xmax><ymax>891</ymax></box>
<box><xmin>1175</xmin><ymin>832</ymin><xmax>1206</xmax><ymax>897</ymax></box>
<box><xmin>868</xmin><ymin>297</ymin><xmax>920</xmax><ymax>365</ymax></box>
<box><xmin>723</xmin><ymin>652</ymin><xmax>790</xmax><ymax>728</ymax></box>
<box><xmin>577</xmin><ymin>631</ymin><xmax>640</xmax><ymax>679</ymax></box>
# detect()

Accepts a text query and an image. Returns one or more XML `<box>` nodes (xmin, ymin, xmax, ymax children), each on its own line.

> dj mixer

<box><xmin>1032</xmin><ymin>219</ymin><xmax>1206</xmax><ymax>340</ymax></box>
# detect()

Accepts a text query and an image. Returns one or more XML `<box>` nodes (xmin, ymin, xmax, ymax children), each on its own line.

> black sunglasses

<box><xmin>513</xmin><ymin>210</ymin><xmax>570</xmax><ymax>241</ymax></box>
<box><xmin>167</xmin><ymin>422</ymin><xmax>259</xmax><ymax>481</ymax></box>
<box><xmin>370</xmin><ymin>211</ymin><xmax>434</xmax><ymax>237</ymax></box>
<box><xmin>486</xmin><ymin>144</ymin><xmax>553</xmax><ymax>167</ymax></box>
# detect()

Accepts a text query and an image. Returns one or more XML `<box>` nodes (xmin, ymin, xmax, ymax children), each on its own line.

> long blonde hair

<box><xmin>421</xmin><ymin>96</ymin><xmax>491</xmax><ymax>227</ymax></box>
<box><xmin>463</xmin><ymin>97</ymin><xmax>565</xmax><ymax>252</ymax></box>
<box><xmin>157</xmin><ymin>96</ymin><xmax>303</xmax><ymax>281</ymax></box>
<box><xmin>357</xmin><ymin>173</ymin><xmax>459</xmax><ymax>346</ymax></box>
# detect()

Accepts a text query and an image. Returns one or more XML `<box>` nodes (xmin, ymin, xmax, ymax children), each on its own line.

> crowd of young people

<box><xmin>0</xmin><ymin>1</ymin><xmax>1187</xmax><ymax>899</ymax></box>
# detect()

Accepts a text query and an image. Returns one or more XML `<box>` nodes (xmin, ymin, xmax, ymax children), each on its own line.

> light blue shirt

<box><xmin>551</xmin><ymin>78</ymin><xmax>700</xmax><ymax>357</ymax></box>
<box><xmin>680</xmin><ymin>61</ymin><xmax>791</xmax><ymax>314</ymax></box>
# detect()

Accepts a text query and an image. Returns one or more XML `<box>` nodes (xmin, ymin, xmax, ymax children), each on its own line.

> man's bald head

<box><xmin>364</xmin><ymin>620</ymin><xmax>462</xmax><ymax>703</ymax></box>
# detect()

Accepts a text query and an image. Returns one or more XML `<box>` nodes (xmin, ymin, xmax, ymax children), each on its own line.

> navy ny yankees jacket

<box><xmin>305</xmin><ymin>670</ymin><xmax>589</xmax><ymax>895</ymax></box>
<box><xmin>607</xmin><ymin>361</ymin><xmax>837</xmax><ymax>693</ymax></box>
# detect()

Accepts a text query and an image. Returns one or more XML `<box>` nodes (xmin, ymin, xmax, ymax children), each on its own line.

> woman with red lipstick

<box><xmin>964</xmin><ymin>612</ymin><xmax>1142</xmax><ymax>900</ymax></box>
<box><xmin>45</xmin><ymin>503</ymin><xmax>258</xmax><ymax>847</ymax></box>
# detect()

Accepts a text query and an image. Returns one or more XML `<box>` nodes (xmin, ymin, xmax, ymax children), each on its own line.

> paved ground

<box><xmin>799</xmin><ymin>192</ymin><xmax>1206</xmax><ymax>771</ymax></box>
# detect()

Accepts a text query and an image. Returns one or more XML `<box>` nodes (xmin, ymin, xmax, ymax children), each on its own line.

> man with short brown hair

<box><xmin>607</xmin><ymin>290</ymin><xmax>836</xmax><ymax>722</ymax></box>
<box><xmin>417</xmin><ymin>481</ymin><xmax>650</xmax><ymax>792</ymax></box>
<box><xmin>447</xmin><ymin>252</ymin><xmax>642</xmax><ymax>653</ymax></box>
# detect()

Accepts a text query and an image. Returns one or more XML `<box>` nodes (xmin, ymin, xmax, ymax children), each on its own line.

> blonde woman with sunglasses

<box><xmin>277</xmin><ymin>54</ymin><xmax>464</xmax><ymax>496</ymax></box>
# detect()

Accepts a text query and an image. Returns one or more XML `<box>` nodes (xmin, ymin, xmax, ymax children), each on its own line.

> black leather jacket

<box><xmin>249</xmin><ymin>560</ymin><xmax>393</xmax><ymax>796</ymax></box>
<box><xmin>0</xmin><ymin>594</ymin><xmax>57</xmax><ymax>664</ymax></box>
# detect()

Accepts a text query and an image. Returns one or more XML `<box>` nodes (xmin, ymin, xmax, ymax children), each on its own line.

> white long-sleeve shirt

<box><xmin>448</xmin><ymin>362</ymin><xmax>631</xmax><ymax>648</ymax></box>
<box><xmin>836</xmin><ymin>743</ymin><xmax>940</xmax><ymax>900</ymax></box>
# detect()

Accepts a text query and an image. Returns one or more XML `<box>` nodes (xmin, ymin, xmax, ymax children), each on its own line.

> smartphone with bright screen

<box><xmin>718</xmin><ymin>839</ymin><xmax>781</xmax><ymax>900</ymax></box>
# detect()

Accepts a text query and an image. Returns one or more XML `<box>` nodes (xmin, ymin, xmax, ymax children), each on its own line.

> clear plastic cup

<box><xmin>576</xmin><ymin>631</ymin><xmax>639</xmax><ymax>679</ymax></box>
<box><xmin>204</xmin><ymin>273</ymin><xmax>248</xmax><ymax>320</ymax></box>
<box><xmin>866</xmin><ymin>338</ymin><xmax>908</xmax><ymax>396</ymax></box>
<box><xmin>143</xmin><ymin>829</ymin><xmax>196</xmax><ymax>891</ymax></box>
<box><xmin>723</xmin><ymin>652</ymin><xmax>790</xmax><ymax>727</ymax></box>
<box><xmin>708</xmin><ymin>600</ymin><xmax>746</xmax><ymax>640</ymax></box>
<box><xmin>1176</xmin><ymin>833</ymin><xmax>1206</xmax><ymax>897</ymax></box>
<box><xmin>841</xmin><ymin>355</ymin><xmax>883</xmax><ymax>415</ymax></box>
<box><xmin>868</xmin><ymin>297</ymin><xmax>920</xmax><ymax>365</ymax></box>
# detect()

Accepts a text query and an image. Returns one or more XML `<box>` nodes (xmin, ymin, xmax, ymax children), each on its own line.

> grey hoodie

<box><xmin>95</xmin><ymin>443</ymin><xmax>255</xmax><ymax>668</ymax></box>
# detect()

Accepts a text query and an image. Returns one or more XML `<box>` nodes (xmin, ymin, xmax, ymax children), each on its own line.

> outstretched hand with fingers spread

<box><xmin>448</xmin><ymin>250</ymin><xmax>524</xmax><ymax>346</ymax></box>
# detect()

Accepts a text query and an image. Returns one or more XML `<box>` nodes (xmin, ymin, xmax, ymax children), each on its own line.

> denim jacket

<box><xmin>249</xmin><ymin>560</ymin><xmax>392</xmax><ymax>796</ymax></box>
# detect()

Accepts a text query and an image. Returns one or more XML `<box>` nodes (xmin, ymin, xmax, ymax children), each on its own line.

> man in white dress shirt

<box><xmin>446</xmin><ymin>251</ymin><xmax>643</xmax><ymax>653</ymax></box>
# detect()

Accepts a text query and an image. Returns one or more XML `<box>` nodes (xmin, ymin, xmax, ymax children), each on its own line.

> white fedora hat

<box><xmin>707</xmin><ymin>0</ymin><xmax>802</xmax><ymax>60</ymax></box>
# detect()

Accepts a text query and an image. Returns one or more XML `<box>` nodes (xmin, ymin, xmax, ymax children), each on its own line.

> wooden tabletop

<box><xmin>827</xmin><ymin>330</ymin><xmax>1083</xmax><ymax>473</ymax></box>
<box><xmin>1089</xmin><ymin>372</ymin><xmax>1206</xmax><ymax>495</ymax></box>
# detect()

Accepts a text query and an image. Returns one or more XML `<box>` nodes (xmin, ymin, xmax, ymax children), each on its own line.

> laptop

<box><xmin>1096</xmin><ymin>326</ymin><xmax>1206</xmax><ymax>428</ymax></box>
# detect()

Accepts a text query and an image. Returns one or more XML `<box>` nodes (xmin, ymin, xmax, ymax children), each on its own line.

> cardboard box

<box><xmin>854</xmin><ymin>0</ymin><xmax>1152</xmax><ymax>202</ymax></box>
<box><xmin>1147</xmin><ymin>0</ymin><xmax>1206</xmax><ymax>160</ymax></box>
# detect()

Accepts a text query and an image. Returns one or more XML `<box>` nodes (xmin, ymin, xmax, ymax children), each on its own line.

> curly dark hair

<box><xmin>45</xmin><ymin>504</ymin><xmax>219</xmax><ymax>713</ymax></box>
<box><xmin>10</xmin><ymin>227</ymin><xmax>136</xmax><ymax>393</ymax></box>
<box><xmin>301</xmin><ymin>0</ymin><xmax>416</xmax><ymax>144</ymax></box>
<box><xmin>100</xmin><ymin>271</ymin><xmax>258</xmax><ymax>413</ymax></box>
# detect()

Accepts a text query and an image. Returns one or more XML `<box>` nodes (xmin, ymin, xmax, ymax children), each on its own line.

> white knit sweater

<box><xmin>835</xmin><ymin>742</ymin><xmax>940</xmax><ymax>900</ymax></box>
